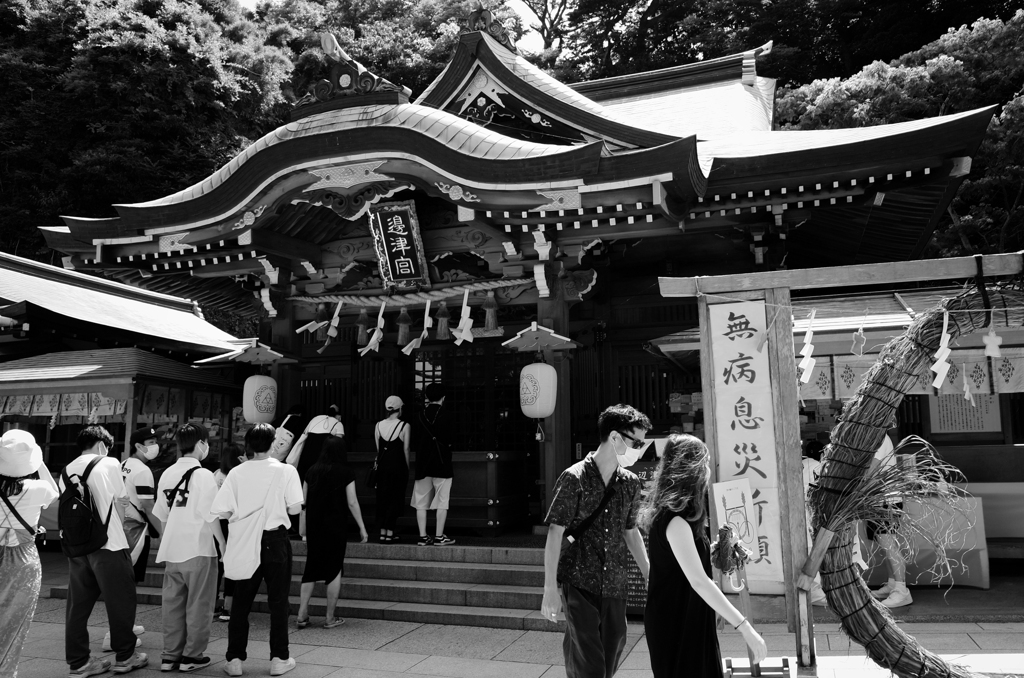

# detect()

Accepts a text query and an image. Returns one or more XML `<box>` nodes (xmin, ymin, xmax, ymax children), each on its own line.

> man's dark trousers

<box><xmin>227</xmin><ymin>527</ymin><xmax>292</xmax><ymax>662</ymax></box>
<box><xmin>561</xmin><ymin>582</ymin><xmax>627</xmax><ymax>678</ymax></box>
<box><xmin>66</xmin><ymin>549</ymin><xmax>138</xmax><ymax>669</ymax></box>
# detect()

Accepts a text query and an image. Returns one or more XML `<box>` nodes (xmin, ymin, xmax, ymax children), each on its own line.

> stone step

<box><xmin>52</xmin><ymin>585</ymin><xmax>566</xmax><ymax>632</ymax></box>
<box><xmin>149</xmin><ymin>541</ymin><xmax>544</xmax><ymax>567</ymax></box>
<box><xmin>145</xmin><ymin>555</ymin><xmax>546</xmax><ymax>586</ymax></box>
<box><xmin>136</xmin><ymin>570</ymin><xmax>543</xmax><ymax>609</ymax></box>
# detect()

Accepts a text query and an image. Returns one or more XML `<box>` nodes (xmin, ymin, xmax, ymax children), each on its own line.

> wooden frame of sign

<box><xmin>368</xmin><ymin>200</ymin><xmax>432</xmax><ymax>291</ymax></box>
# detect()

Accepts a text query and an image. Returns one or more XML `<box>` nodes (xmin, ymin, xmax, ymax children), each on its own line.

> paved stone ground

<box><xmin>19</xmin><ymin>598</ymin><xmax>1024</xmax><ymax>678</ymax></box>
<box><xmin>25</xmin><ymin>551</ymin><xmax>1022</xmax><ymax>677</ymax></box>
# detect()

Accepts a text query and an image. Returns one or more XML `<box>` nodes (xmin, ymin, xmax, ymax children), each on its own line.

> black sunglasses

<box><xmin>616</xmin><ymin>431</ymin><xmax>647</xmax><ymax>450</ymax></box>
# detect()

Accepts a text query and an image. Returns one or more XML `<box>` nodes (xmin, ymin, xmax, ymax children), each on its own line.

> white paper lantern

<box><xmin>243</xmin><ymin>375</ymin><xmax>277</xmax><ymax>423</ymax></box>
<box><xmin>520</xmin><ymin>363</ymin><xmax>557</xmax><ymax>419</ymax></box>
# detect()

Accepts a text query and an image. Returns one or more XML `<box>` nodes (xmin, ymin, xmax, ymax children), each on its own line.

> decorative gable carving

<box><xmin>295</xmin><ymin>34</ymin><xmax>412</xmax><ymax>111</ymax></box>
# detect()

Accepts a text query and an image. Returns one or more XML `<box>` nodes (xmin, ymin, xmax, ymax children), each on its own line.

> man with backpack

<box><xmin>59</xmin><ymin>426</ymin><xmax>148</xmax><ymax>676</ymax></box>
<box><xmin>411</xmin><ymin>383</ymin><xmax>455</xmax><ymax>546</ymax></box>
<box><xmin>153</xmin><ymin>423</ymin><xmax>225</xmax><ymax>672</ymax></box>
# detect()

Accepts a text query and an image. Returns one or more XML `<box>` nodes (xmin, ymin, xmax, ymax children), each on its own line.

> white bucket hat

<box><xmin>0</xmin><ymin>429</ymin><xmax>43</xmax><ymax>478</ymax></box>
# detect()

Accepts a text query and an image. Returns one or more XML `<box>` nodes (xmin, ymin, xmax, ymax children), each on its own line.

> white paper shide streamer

<box><xmin>359</xmin><ymin>301</ymin><xmax>387</xmax><ymax>356</ymax></box>
<box><xmin>798</xmin><ymin>309</ymin><xmax>816</xmax><ymax>384</ymax></box>
<box><xmin>402</xmin><ymin>300</ymin><xmax>433</xmax><ymax>355</ymax></box>
<box><xmin>453</xmin><ymin>289</ymin><xmax>474</xmax><ymax>346</ymax></box>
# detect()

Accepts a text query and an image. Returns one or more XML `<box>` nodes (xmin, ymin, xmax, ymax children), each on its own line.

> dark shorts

<box><xmin>866</xmin><ymin>502</ymin><xmax>903</xmax><ymax>541</ymax></box>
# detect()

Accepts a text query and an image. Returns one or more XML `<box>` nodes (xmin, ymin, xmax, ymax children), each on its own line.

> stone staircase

<box><xmin>50</xmin><ymin>539</ymin><xmax>562</xmax><ymax>631</ymax></box>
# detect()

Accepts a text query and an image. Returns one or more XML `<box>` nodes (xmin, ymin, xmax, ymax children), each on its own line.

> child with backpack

<box><xmin>59</xmin><ymin>426</ymin><xmax>148</xmax><ymax>676</ymax></box>
<box><xmin>153</xmin><ymin>423</ymin><xmax>225</xmax><ymax>672</ymax></box>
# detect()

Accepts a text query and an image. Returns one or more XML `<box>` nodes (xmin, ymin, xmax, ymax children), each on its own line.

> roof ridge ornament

<box><xmin>295</xmin><ymin>33</ymin><xmax>412</xmax><ymax>111</ymax></box>
<box><xmin>465</xmin><ymin>2</ymin><xmax>518</xmax><ymax>55</ymax></box>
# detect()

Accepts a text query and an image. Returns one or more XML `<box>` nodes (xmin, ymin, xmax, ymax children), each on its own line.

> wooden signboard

<box><xmin>368</xmin><ymin>200</ymin><xmax>431</xmax><ymax>290</ymax></box>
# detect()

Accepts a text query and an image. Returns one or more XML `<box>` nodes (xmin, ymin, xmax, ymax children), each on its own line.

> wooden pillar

<box><xmin>766</xmin><ymin>286</ymin><xmax>814</xmax><ymax>666</ymax></box>
<box><xmin>538</xmin><ymin>288</ymin><xmax>571</xmax><ymax>509</ymax></box>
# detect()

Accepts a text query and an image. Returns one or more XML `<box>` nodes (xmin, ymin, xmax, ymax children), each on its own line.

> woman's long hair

<box><xmin>0</xmin><ymin>471</ymin><xmax>39</xmax><ymax>498</ymax></box>
<box><xmin>305</xmin><ymin>436</ymin><xmax>348</xmax><ymax>500</ymax></box>
<box><xmin>637</xmin><ymin>434</ymin><xmax>711</xmax><ymax>533</ymax></box>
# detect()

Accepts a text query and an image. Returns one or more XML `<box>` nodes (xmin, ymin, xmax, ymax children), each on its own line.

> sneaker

<box><xmin>880</xmin><ymin>587</ymin><xmax>914</xmax><ymax>608</ymax></box>
<box><xmin>417</xmin><ymin>535</ymin><xmax>434</xmax><ymax>546</ymax></box>
<box><xmin>160</xmin><ymin>659</ymin><xmax>179</xmax><ymax>672</ymax></box>
<box><xmin>111</xmin><ymin>652</ymin><xmax>148</xmax><ymax>674</ymax></box>
<box><xmin>69</xmin><ymin>658</ymin><xmax>111</xmax><ymax>677</ymax></box>
<box><xmin>102</xmin><ymin>634</ymin><xmax>142</xmax><ymax>652</ymax></box>
<box><xmin>269</xmin><ymin>657</ymin><xmax>296</xmax><ymax>676</ymax></box>
<box><xmin>223</xmin><ymin>658</ymin><xmax>242</xmax><ymax>676</ymax></box>
<box><xmin>434</xmin><ymin>535</ymin><xmax>455</xmax><ymax>546</ymax></box>
<box><xmin>217</xmin><ymin>609</ymin><xmax>231</xmax><ymax>622</ymax></box>
<box><xmin>178</xmin><ymin>656</ymin><xmax>211</xmax><ymax>672</ymax></box>
<box><xmin>323</xmin><ymin>617</ymin><xmax>344</xmax><ymax>629</ymax></box>
<box><xmin>870</xmin><ymin>580</ymin><xmax>895</xmax><ymax>600</ymax></box>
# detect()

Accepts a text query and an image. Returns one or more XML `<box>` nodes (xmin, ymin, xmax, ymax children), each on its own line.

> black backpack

<box><xmin>59</xmin><ymin>457</ymin><xmax>112</xmax><ymax>558</ymax></box>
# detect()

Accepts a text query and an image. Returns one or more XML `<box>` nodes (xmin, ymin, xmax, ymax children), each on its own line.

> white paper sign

<box><xmin>708</xmin><ymin>301</ymin><xmax>784</xmax><ymax>590</ymax></box>
<box><xmin>928</xmin><ymin>394</ymin><xmax>1002</xmax><ymax>433</ymax></box>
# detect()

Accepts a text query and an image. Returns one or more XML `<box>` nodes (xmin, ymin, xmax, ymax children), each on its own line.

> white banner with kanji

<box><xmin>708</xmin><ymin>301</ymin><xmax>784</xmax><ymax>592</ymax></box>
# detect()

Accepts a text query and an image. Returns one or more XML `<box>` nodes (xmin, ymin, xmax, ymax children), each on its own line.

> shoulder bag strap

<box><xmin>564</xmin><ymin>476</ymin><xmax>617</xmax><ymax>545</ymax></box>
<box><xmin>0</xmin><ymin>492</ymin><xmax>36</xmax><ymax>532</ymax></box>
<box><xmin>165</xmin><ymin>467</ymin><xmax>199</xmax><ymax>508</ymax></box>
<box><xmin>386</xmin><ymin>420</ymin><xmax>404</xmax><ymax>442</ymax></box>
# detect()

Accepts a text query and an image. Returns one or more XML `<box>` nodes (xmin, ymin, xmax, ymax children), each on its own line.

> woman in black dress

<box><xmin>374</xmin><ymin>395</ymin><xmax>410</xmax><ymax>542</ymax></box>
<box><xmin>639</xmin><ymin>434</ymin><xmax>767</xmax><ymax>678</ymax></box>
<box><xmin>296</xmin><ymin>436</ymin><xmax>368</xmax><ymax>629</ymax></box>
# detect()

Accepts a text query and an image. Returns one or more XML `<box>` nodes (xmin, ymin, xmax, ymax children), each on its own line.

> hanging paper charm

<box><xmin>296</xmin><ymin>303</ymin><xmax>330</xmax><ymax>336</ymax></box>
<box><xmin>453</xmin><ymin>289</ymin><xmax>474</xmax><ymax>346</ymax></box>
<box><xmin>851</xmin><ymin>307</ymin><xmax>868</xmax><ymax>356</ymax></box>
<box><xmin>930</xmin><ymin>310</ymin><xmax>952</xmax><ymax>388</ymax></box>
<box><xmin>798</xmin><ymin>309</ymin><xmax>816</xmax><ymax>384</ymax></box>
<box><xmin>359</xmin><ymin>301</ymin><xmax>387</xmax><ymax>356</ymax></box>
<box><xmin>983</xmin><ymin>326</ymin><xmax>1003</xmax><ymax>358</ymax></box>
<box><xmin>402</xmin><ymin>300</ymin><xmax>433</xmax><ymax>355</ymax></box>
<box><xmin>317</xmin><ymin>301</ymin><xmax>344</xmax><ymax>354</ymax></box>
<box><xmin>962</xmin><ymin>362</ymin><xmax>975</xmax><ymax>406</ymax></box>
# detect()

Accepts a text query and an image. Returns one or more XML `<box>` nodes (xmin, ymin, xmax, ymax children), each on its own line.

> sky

<box><xmin>234</xmin><ymin>0</ymin><xmax>545</xmax><ymax>53</ymax></box>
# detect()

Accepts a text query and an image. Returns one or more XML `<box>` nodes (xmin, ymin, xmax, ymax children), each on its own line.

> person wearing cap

<box><xmin>373</xmin><ymin>396</ymin><xmax>410</xmax><ymax>543</ymax></box>
<box><xmin>411</xmin><ymin>383</ymin><xmax>455</xmax><ymax>547</ymax></box>
<box><xmin>1</xmin><ymin>429</ymin><xmax>59</xmax><ymax>677</ymax></box>
<box><xmin>123</xmin><ymin>427</ymin><xmax>161</xmax><ymax>583</ymax></box>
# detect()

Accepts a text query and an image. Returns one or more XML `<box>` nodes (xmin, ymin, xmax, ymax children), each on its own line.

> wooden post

<box><xmin>765</xmin><ymin>286</ymin><xmax>814</xmax><ymax>667</ymax></box>
<box><xmin>539</xmin><ymin>291</ymin><xmax>571</xmax><ymax>508</ymax></box>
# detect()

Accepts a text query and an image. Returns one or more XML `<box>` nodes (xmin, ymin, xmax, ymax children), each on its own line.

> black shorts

<box><xmin>866</xmin><ymin>502</ymin><xmax>903</xmax><ymax>541</ymax></box>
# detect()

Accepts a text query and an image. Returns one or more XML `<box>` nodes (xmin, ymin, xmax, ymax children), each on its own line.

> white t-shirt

<box><xmin>59</xmin><ymin>454</ymin><xmax>129</xmax><ymax>552</ymax></box>
<box><xmin>153</xmin><ymin>457</ymin><xmax>219</xmax><ymax>563</ymax></box>
<box><xmin>121</xmin><ymin>456</ymin><xmax>155</xmax><ymax>525</ymax></box>
<box><xmin>1</xmin><ymin>479</ymin><xmax>59</xmax><ymax>546</ymax></box>
<box><xmin>210</xmin><ymin>457</ymin><xmax>302</xmax><ymax>531</ymax></box>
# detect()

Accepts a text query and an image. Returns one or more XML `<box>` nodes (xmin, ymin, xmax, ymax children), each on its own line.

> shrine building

<box><xmin>40</xmin><ymin>15</ymin><xmax>1000</xmax><ymax>536</ymax></box>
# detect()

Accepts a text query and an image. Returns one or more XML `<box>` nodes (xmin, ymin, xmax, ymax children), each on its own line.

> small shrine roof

<box><xmin>0</xmin><ymin>252</ymin><xmax>237</xmax><ymax>353</ymax></box>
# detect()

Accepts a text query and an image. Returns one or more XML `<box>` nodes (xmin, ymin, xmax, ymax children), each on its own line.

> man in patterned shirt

<box><xmin>541</xmin><ymin>404</ymin><xmax>652</xmax><ymax>678</ymax></box>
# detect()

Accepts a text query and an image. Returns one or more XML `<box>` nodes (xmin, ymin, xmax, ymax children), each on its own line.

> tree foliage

<box><xmin>553</xmin><ymin>0</ymin><xmax>1015</xmax><ymax>85</ymax></box>
<box><xmin>776</xmin><ymin>12</ymin><xmax>1024</xmax><ymax>255</ymax></box>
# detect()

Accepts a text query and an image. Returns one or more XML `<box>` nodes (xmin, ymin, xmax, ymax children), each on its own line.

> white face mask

<box><xmin>194</xmin><ymin>440</ymin><xmax>210</xmax><ymax>462</ymax></box>
<box><xmin>615</xmin><ymin>433</ymin><xmax>645</xmax><ymax>468</ymax></box>
<box><xmin>141</xmin><ymin>443</ymin><xmax>160</xmax><ymax>461</ymax></box>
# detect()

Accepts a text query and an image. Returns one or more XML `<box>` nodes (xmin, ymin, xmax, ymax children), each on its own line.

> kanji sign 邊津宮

<box><xmin>369</xmin><ymin>201</ymin><xmax>431</xmax><ymax>290</ymax></box>
<box><xmin>708</xmin><ymin>301</ymin><xmax>784</xmax><ymax>593</ymax></box>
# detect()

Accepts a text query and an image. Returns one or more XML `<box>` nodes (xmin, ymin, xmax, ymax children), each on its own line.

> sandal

<box><xmin>323</xmin><ymin>617</ymin><xmax>345</xmax><ymax>629</ymax></box>
<box><xmin>296</xmin><ymin>617</ymin><xmax>310</xmax><ymax>629</ymax></box>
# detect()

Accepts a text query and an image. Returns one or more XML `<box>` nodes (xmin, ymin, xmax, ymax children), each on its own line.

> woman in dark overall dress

<box><xmin>297</xmin><ymin>436</ymin><xmax>368</xmax><ymax>628</ymax></box>
<box><xmin>374</xmin><ymin>395</ymin><xmax>410</xmax><ymax>543</ymax></box>
<box><xmin>639</xmin><ymin>434</ymin><xmax>767</xmax><ymax>678</ymax></box>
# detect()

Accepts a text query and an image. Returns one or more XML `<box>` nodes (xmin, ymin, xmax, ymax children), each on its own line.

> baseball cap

<box><xmin>130</xmin><ymin>426</ymin><xmax>158</xmax><ymax>448</ymax></box>
<box><xmin>385</xmin><ymin>395</ymin><xmax>404</xmax><ymax>411</ymax></box>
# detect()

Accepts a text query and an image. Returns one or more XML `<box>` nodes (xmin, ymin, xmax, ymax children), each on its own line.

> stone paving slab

<box><xmin>491</xmin><ymin>630</ymin><xmax>566</xmax><ymax>665</ymax></box>
<box><xmin>297</xmin><ymin>646</ymin><xmax>429</xmax><ymax>672</ymax></box>
<box><xmin>402</xmin><ymin>655</ymin><xmax>549</xmax><ymax>678</ymax></box>
<box><xmin>377</xmin><ymin>624</ymin><xmax>526</xmax><ymax>659</ymax></box>
<box><xmin>292</xmin><ymin>619</ymin><xmax>424</xmax><ymax>650</ymax></box>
